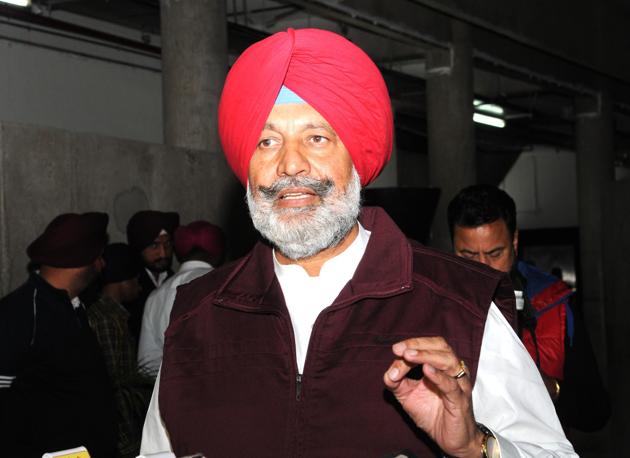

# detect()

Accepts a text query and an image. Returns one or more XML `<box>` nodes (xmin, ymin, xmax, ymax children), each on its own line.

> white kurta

<box><xmin>141</xmin><ymin>225</ymin><xmax>576</xmax><ymax>457</ymax></box>
<box><xmin>137</xmin><ymin>261</ymin><xmax>214</xmax><ymax>376</ymax></box>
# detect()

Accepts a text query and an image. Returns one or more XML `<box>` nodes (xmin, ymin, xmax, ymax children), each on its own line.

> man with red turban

<box><xmin>142</xmin><ymin>29</ymin><xmax>576</xmax><ymax>457</ymax></box>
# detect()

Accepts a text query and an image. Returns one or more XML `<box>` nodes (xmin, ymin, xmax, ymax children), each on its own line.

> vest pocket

<box><xmin>163</xmin><ymin>338</ymin><xmax>288</xmax><ymax>380</ymax></box>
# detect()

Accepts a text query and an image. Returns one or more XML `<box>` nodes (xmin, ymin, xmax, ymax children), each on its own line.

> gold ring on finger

<box><xmin>452</xmin><ymin>360</ymin><xmax>468</xmax><ymax>379</ymax></box>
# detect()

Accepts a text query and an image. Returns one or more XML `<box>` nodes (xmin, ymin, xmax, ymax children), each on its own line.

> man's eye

<box><xmin>258</xmin><ymin>138</ymin><xmax>278</xmax><ymax>148</ymax></box>
<box><xmin>310</xmin><ymin>135</ymin><xmax>328</xmax><ymax>144</ymax></box>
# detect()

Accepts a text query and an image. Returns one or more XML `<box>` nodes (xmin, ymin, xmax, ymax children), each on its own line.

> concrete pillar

<box><xmin>603</xmin><ymin>179</ymin><xmax>630</xmax><ymax>455</ymax></box>
<box><xmin>426</xmin><ymin>20</ymin><xmax>476</xmax><ymax>251</ymax></box>
<box><xmin>160</xmin><ymin>0</ymin><xmax>227</xmax><ymax>152</ymax></box>
<box><xmin>575</xmin><ymin>91</ymin><xmax>615</xmax><ymax>374</ymax></box>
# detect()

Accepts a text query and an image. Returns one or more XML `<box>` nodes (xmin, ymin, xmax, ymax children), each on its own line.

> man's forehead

<box><xmin>263</xmin><ymin>103</ymin><xmax>335</xmax><ymax>131</ymax></box>
<box><xmin>153</xmin><ymin>231</ymin><xmax>171</xmax><ymax>242</ymax></box>
<box><xmin>454</xmin><ymin>220</ymin><xmax>512</xmax><ymax>243</ymax></box>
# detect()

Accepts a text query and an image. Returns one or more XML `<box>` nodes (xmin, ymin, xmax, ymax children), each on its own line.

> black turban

<box><xmin>126</xmin><ymin>210</ymin><xmax>179</xmax><ymax>252</ymax></box>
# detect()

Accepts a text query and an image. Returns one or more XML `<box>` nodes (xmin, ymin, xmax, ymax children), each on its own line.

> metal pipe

<box><xmin>0</xmin><ymin>4</ymin><xmax>160</xmax><ymax>55</ymax></box>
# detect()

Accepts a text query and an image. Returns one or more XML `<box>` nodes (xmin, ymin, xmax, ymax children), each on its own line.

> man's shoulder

<box><xmin>517</xmin><ymin>261</ymin><xmax>572</xmax><ymax>306</ymax></box>
<box><xmin>408</xmin><ymin>241</ymin><xmax>516</xmax><ymax>324</ymax></box>
<box><xmin>0</xmin><ymin>280</ymin><xmax>37</xmax><ymax>344</ymax></box>
<box><xmin>0</xmin><ymin>279</ymin><xmax>35</xmax><ymax>316</ymax></box>
<box><xmin>88</xmin><ymin>296</ymin><xmax>124</xmax><ymax>319</ymax></box>
<box><xmin>171</xmin><ymin>265</ymin><xmax>213</xmax><ymax>289</ymax></box>
<box><xmin>169</xmin><ymin>255</ymin><xmax>250</xmax><ymax>322</ymax></box>
<box><xmin>410</xmin><ymin>241</ymin><xmax>508</xmax><ymax>284</ymax></box>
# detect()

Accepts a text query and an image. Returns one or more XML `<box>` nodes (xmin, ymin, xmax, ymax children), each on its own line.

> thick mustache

<box><xmin>258</xmin><ymin>176</ymin><xmax>334</xmax><ymax>200</ymax></box>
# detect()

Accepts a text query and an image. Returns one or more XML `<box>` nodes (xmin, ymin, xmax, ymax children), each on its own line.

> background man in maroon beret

<box><xmin>0</xmin><ymin>212</ymin><xmax>116</xmax><ymax>458</ymax></box>
<box><xmin>126</xmin><ymin>210</ymin><xmax>179</xmax><ymax>343</ymax></box>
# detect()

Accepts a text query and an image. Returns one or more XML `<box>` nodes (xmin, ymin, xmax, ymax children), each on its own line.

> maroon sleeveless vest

<box><xmin>160</xmin><ymin>208</ymin><xmax>516</xmax><ymax>457</ymax></box>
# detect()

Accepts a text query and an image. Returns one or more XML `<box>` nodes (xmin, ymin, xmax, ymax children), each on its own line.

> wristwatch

<box><xmin>477</xmin><ymin>423</ymin><xmax>499</xmax><ymax>458</ymax></box>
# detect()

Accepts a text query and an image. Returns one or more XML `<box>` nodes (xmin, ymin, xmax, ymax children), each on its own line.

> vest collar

<box><xmin>212</xmin><ymin>207</ymin><xmax>413</xmax><ymax>313</ymax></box>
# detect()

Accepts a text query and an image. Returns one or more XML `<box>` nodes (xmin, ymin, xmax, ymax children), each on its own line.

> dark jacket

<box><xmin>0</xmin><ymin>274</ymin><xmax>116</xmax><ymax>458</ymax></box>
<box><xmin>159</xmin><ymin>208</ymin><xmax>516</xmax><ymax>457</ymax></box>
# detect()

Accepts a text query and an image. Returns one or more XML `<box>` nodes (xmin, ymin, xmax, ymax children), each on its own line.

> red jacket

<box><xmin>160</xmin><ymin>208</ymin><xmax>516</xmax><ymax>457</ymax></box>
<box><xmin>517</xmin><ymin>261</ymin><xmax>573</xmax><ymax>380</ymax></box>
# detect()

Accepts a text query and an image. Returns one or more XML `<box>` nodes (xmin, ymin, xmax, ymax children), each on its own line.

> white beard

<box><xmin>246</xmin><ymin>167</ymin><xmax>361</xmax><ymax>260</ymax></box>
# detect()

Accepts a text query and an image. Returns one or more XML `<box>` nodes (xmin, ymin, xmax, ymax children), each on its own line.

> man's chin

<box><xmin>147</xmin><ymin>262</ymin><xmax>170</xmax><ymax>273</ymax></box>
<box><xmin>271</xmin><ymin>204</ymin><xmax>319</xmax><ymax>223</ymax></box>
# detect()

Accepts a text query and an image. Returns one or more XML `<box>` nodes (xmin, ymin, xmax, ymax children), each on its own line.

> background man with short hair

<box><xmin>448</xmin><ymin>184</ymin><xmax>610</xmax><ymax>433</ymax></box>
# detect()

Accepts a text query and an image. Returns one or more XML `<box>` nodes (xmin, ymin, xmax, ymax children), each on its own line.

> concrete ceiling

<box><xmin>7</xmin><ymin>0</ymin><xmax>630</xmax><ymax>166</ymax></box>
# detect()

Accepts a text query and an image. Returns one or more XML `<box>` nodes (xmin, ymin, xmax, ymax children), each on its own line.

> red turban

<box><xmin>173</xmin><ymin>221</ymin><xmax>225</xmax><ymax>264</ymax></box>
<box><xmin>218</xmin><ymin>28</ymin><xmax>393</xmax><ymax>187</ymax></box>
<box><xmin>28</xmin><ymin>212</ymin><xmax>108</xmax><ymax>268</ymax></box>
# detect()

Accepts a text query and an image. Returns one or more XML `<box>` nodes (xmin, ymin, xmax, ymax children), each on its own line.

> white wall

<box><xmin>0</xmin><ymin>11</ymin><xmax>163</xmax><ymax>143</ymax></box>
<box><xmin>500</xmin><ymin>145</ymin><xmax>578</xmax><ymax>229</ymax></box>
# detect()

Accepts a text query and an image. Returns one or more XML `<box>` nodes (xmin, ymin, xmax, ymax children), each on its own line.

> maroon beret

<box><xmin>27</xmin><ymin>212</ymin><xmax>109</xmax><ymax>268</ymax></box>
<box><xmin>173</xmin><ymin>221</ymin><xmax>225</xmax><ymax>261</ymax></box>
<box><xmin>126</xmin><ymin>210</ymin><xmax>180</xmax><ymax>251</ymax></box>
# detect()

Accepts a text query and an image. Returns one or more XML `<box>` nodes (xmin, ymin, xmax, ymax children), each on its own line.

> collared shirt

<box><xmin>87</xmin><ymin>295</ymin><xmax>142</xmax><ymax>457</ymax></box>
<box><xmin>146</xmin><ymin>269</ymin><xmax>169</xmax><ymax>288</ymax></box>
<box><xmin>138</xmin><ymin>261</ymin><xmax>214</xmax><ymax>376</ymax></box>
<box><xmin>274</xmin><ymin>224</ymin><xmax>371</xmax><ymax>372</ymax></box>
<box><xmin>87</xmin><ymin>295</ymin><xmax>136</xmax><ymax>384</ymax></box>
<box><xmin>141</xmin><ymin>225</ymin><xmax>576</xmax><ymax>457</ymax></box>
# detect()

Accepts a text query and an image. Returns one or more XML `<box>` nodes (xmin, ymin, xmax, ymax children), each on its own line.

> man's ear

<box><xmin>513</xmin><ymin>229</ymin><xmax>519</xmax><ymax>255</ymax></box>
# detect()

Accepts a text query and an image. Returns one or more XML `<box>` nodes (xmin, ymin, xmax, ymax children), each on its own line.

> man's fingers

<box><xmin>392</xmin><ymin>336</ymin><xmax>450</xmax><ymax>356</ymax></box>
<box><xmin>386</xmin><ymin>347</ymin><xmax>473</xmax><ymax>395</ymax></box>
<box><xmin>397</xmin><ymin>348</ymin><xmax>459</xmax><ymax>374</ymax></box>
<box><xmin>422</xmin><ymin>362</ymin><xmax>473</xmax><ymax>398</ymax></box>
<box><xmin>384</xmin><ymin>356</ymin><xmax>415</xmax><ymax>385</ymax></box>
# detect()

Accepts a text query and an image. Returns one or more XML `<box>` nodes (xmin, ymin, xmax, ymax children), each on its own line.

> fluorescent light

<box><xmin>473</xmin><ymin>113</ymin><xmax>506</xmax><ymax>128</ymax></box>
<box><xmin>473</xmin><ymin>99</ymin><xmax>504</xmax><ymax>116</ymax></box>
<box><xmin>0</xmin><ymin>0</ymin><xmax>31</xmax><ymax>6</ymax></box>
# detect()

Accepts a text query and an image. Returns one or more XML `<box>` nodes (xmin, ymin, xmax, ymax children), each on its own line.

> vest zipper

<box><xmin>296</xmin><ymin>373</ymin><xmax>303</xmax><ymax>401</ymax></box>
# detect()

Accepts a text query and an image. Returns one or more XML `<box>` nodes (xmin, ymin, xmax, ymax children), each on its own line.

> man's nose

<box><xmin>277</xmin><ymin>142</ymin><xmax>310</xmax><ymax>177</ymax></box>
<box><xmin>158</xmin><ymin>244</ymin><xmax>167</xmax><ymax>258</ymax></box>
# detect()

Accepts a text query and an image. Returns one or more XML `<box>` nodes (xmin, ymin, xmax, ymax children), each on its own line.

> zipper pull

<box><xmin>296</xmin><ymin>373</ymin><xmax>303</xmax><ymax>401</ymax></box>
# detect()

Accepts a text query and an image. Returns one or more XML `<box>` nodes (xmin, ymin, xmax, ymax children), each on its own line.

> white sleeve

<box><xmin>472</xmin><ymin>303</ymin><xmax>578</xmax><ymax>457</ymax></box>
<box><xmin>138</xmin><ymin>288</ymin><xmax>170</xmax><ymax>376</ymax></box>
<box><xmin>140</xmin><ymin>367</ymin><xmax>173</xmax><ymax>455</ymax></box>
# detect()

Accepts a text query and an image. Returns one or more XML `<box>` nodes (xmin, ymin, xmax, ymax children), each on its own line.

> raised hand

<box><xmin>383</xmin><ymin>337</ymin><xmax>484</xmax><ymax>458</ymax></box>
